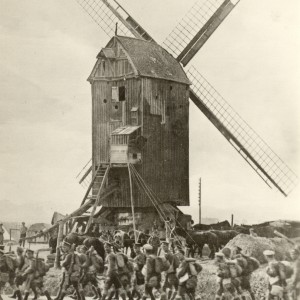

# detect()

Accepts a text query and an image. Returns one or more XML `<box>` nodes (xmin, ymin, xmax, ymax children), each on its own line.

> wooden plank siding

<box><xmin>92</xmin><ymin>76</ymin><xmax>189</xmax><ymax>208</ymax></box>
<box><xmin>140</xmin><ymin>78</ymin><xmax>189</xmax><ymax>207</ymax></box>
<box><xmin>92</xmin><ymin>78</ymin><xmax>142</xmax><ymax>169</ymax></box>
<box><xmin>90</xmin><ymin>38</ymin><xmax>189</xmax><ymax>208</ymax></box>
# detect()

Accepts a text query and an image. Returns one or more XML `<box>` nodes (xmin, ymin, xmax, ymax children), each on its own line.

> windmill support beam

<box><xmin>20</xmin><ymin>183</ymin><xmax>118</xmax><ymax>242</ymax></box>
<box><xmin>177</xmin><ymin>0</ymin><xmax>239</xmax><ymax>67</ymax></box>
<box><xmin>189</xmin><ymin>90</ymin><xmax>287</xmax><ymax>197</ymax></box>
<box><xmin>79</xmin><ymin>165</ymin><xmax>92</xmax><ymax>184</ymax></box>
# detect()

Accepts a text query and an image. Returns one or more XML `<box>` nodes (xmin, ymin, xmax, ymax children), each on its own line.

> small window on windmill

<box><xmin>112</xmin><ymin>86</ymin><xmax>126</xmax><ymax>102</ymax></box>
<box><xmin>131</xmin><ymin>107</ymin><xmax>139</xmax><ymax>125</ymax></box>
<box><xmin>102</xmin><ymin>60</ymin><xmax>106</xmax><ymax>74</ymax></box>
<box><xmin>119</xmin><ymin>86</ymin><xmax>126</xmax><ymax>101</ymax></box>
<box><xmin>112</xmin><ymin>86</ymin><xmax>119</xmax><ymax>102</ymax></box>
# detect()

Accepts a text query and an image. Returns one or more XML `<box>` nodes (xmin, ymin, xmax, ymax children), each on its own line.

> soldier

<box><xmin>101</xmin><ymin>242</ymin><xmax>126</xmax><ymax>300</ymax></box>
<box><xmin>30</xmin><ymin>255</ymin><xmax>52</xmax><ymax>300</ymax></box>
<box><xmin>10</xmin><ymin>247</ymin><xmax>25</xmax><ymax>299</ymax></box>
<box><xmin>142</xmin><ymin>243</ymin><xmax>165</xmax><ymax>300</ymax></box>
<box><xmin>235</xmin><ymin>250</ymin><xmax>259</xmax><ymax>300</ymax></box>
<box><xmin>0</xmin><ymin>224</ymin><xmax>4</xmax><ymax>246</ymax></box>
<box><xmin>56</xmin><ymin>240</ymin><xmax>84</xmax><ymax>300</ymax></box>
<box><xmin>131</xmin><ymin>243</ymin><xmax>146</xmax><ymax>300</ymax></box>
<box><xmin>214</xmin><ymin>252</ymin><xmax>228</xmax><ymax>300</ymax></box>
<box><xmin>161</xmin><ymin>241</ymin><xmax>180</xmax><ymax>300</ymax></box>
<box><xmin>175</xmin><ymin>248</ymin><xmax>201</xmax><ymax>300</ymax></box>
<box><xmin>214</xmin><ymin>253</ymin><xmax>242</xmax><ymax>300</ymax></box>
<box><xmin>79</xmin><ymin>245</ymin><xmax>103</xmax><ymax>300</ymax></box>
<box><xmin>0</xmin><ymin>248</ymin><xmax>16</xmax><ymax>300</ymax></box>
<box><xmin>147</xmin><ymin>230</ymin><xmax>160</xmax><ymax>256</ymax></box>
<box><xmin>114</xmin><ymin>244</ymin><xmax>133</xmax><ymax>300</ymax></box>
<box><xmin>290</xmin><ymin>245</ymin><xmax>300</xmax><ymax>298</ymax></box>
<box><xmin>19</xmin><ymin>222</ymin><xmax>28</xmax><ymax>247</ymax></box>
<box><xmin>264</xmin><ymin>250</ymin><xmax>288</xmax><ymax>300</ymax></box>
<box><xmin>19</xmin><ymin>249</ymin><xmax>36</xmax><ymax>300</ymax></box>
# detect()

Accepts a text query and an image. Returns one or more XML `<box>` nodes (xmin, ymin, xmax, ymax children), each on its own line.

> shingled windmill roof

<box><xmin>111</xmin><ymin>36</ymin><xmax>190</xmax><ymax>85</ymax></box>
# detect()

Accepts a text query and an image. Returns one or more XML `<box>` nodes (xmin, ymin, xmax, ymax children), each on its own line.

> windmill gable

<box><xmin>88</xmin><ymin>36</ymin><xmax>190</xmax><ymax>85</ymax></box>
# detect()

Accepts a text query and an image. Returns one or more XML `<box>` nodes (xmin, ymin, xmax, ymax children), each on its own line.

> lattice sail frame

<box><xmin>187</xmin><ymin>65</ymin><xmax>298</xmax><ymax>196</ymax></box>
<box><xmin>75</xmin><ymin>0</ymin><xmax>298</xmax><ymax>196</ymax></box>
<box><xmin>163</xmin><ymin>0</ymin><xmax>225</xmax><ymax>58</ymax></box>
<box><xmin>76</xmin><ymin>0</ymin><xmax>135</xmax><ymax>38</ymax></box>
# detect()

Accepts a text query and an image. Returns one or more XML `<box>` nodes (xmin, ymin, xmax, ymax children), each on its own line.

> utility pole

<box><xmin>199</xmin><ymin>178</ymin><xmax>201</xmax><ymax>224</ymax></box>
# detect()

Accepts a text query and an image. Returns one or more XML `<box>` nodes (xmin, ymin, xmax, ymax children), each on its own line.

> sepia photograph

<box><xmin>0</xmin><ymin>0</ymin><xmax>299</xmax><ymax>299</ymax></box>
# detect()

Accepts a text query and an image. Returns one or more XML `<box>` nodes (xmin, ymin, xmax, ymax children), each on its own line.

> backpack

<box><xmin>116</xmin><ymin>253</ymin><xmax>126</xmax><ymax>269</ymax></box>
<box><xmin>90</xmin><ymin>253</ymin><xmax>104</xmax><ymax>273</ymax></box>
<box><xmin>246</xmin><ymin>257</ymin><xmax>260</xmax><ymax>272</ymax></box>
<box><xmin>155</xmin><ymin>256</ymin><xmax>170</xmax><ymax>273</ymax></box>
<box><xmin>193</xmin><ymin>261</ymin><xmax>203</xmax><ymax>274</ymax></box>
<box><xmin>267</xmin><ymin>261</ymin><xmax>293</xmax><ymax>280</ymax></box>
<box><xmin>280</xmin><ymin>261</ymin><xmax>294</xmax><ymax>279</ymax></box>
<box><xmin>36</xmin><ymin>258</ymin><xmax>50</xmax><ymax>277</ymax></box>
<box><xmin>228</xmin><ymin>262</ymin><xmax>243</xmax><ymax>278</ymax></box>
<box><xmin>4</xmin><ymin>255</ymin><xmax>15</xmax><ymax>272</ymax></box>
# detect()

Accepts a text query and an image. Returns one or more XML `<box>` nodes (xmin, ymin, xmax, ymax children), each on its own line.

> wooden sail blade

<box><xmin>187</xmin><ymin>65</ymin><xmax>298</xmax><ymax>196</ymax></box>
<box><xmin>75</xmin><ymin>0</ymin><xmax>154</xmax><ymax>41</ymax></box>
<box><xmin>163</xmin><ymin>0</ymin><xmax>239</xmax><ymax>65</ymax></box>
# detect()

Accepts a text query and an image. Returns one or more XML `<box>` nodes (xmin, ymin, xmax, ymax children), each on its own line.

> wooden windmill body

<box><xmin>85</xmin><ymin>36</ymin><xmax>191</xmax><ymax>229</ymax></box>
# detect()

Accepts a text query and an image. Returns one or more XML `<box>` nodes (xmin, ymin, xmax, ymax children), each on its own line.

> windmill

<box><xmin>70</xmin><ymin>0</ymin><xmax>298</xmax><ymax>233</ymax></box>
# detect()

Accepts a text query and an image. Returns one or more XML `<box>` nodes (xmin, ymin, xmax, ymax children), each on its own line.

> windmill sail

<box><xmin>163</xmin><ymin>0</ymin><xmax>239</xmax><ymax>65</ymax></box>
<box><xmin>75</xmin><ymin>0</ymin><xmax>153</xmax><ymax>41</ymax></box>
<box><xmin>187</xmin><ymin>65</ymin><xmax>298</xmax><ymax>196</ymax></box>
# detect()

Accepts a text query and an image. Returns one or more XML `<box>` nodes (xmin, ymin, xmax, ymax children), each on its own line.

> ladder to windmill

<box><xmin>75</xmin><ymin>163</ymin><xmax>115</xmax><ymax>232</ymax></box>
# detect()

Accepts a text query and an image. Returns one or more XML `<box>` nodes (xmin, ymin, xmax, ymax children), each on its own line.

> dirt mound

<box><xmin>224</xmin><ymin>234</ymin><xmax>292</xmax><ymax>263</ymax></box>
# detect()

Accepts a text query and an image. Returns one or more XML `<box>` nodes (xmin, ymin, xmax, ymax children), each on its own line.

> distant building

<box><xmin>2</xmin><ymin>222</ymin><xmax>30</xmax><ymax>242</ymax></box>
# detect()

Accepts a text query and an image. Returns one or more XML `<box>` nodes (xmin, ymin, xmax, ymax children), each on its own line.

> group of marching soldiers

<box><xmin>1</xmin><ymin>239</ymin><xmax>300</xmax><ymax>300</ymax></box>
<box><xmin>0</xmin><ymin>246</ymin><xmax>51</xmax><ymax>300</ymax></box>
<box><xmin>214</xmin><ymin>246</ymin><xmax>300</xmax><ymax>300</ymax></box>
<box><xmin>53</xmin><ymin>240</ymin><xmax>203</xmax><ymax>300</ymax></box>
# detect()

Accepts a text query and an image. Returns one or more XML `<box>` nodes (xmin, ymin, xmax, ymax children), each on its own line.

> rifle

<box><xmin>64</xmin><ymin>244</ymin><xmax>76</xmax><ymax>285</ymax></box>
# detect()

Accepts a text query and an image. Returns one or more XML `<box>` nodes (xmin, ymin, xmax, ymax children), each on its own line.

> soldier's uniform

<box><xmin>176</xmin><ymin>249</ymin><xmax>200</xmax><ymax>300</ymax></box>
<box><xmin>0</xmin><ymin>248</ymin><xmax>16</xmax><ymax>300</ymax></box>
<box><xmin>142</xmin><ymin>244</ymin><xmax>164</xmax><ymax>300</ymax></box>
<box><xmin>114</xmin><ymin>246</ymin><xmax>133</xmax><ymax>300</ymax></box>
<box><xmin>102</xmin><ymin>242</ymin><xmax>125</xmax><ymax>300</ymax></box>
<box><xmin>161</xmin><ymin>241</ymin><xmax>180</xmax><ymax>300</ymax></box>
<box><xmin>147</xmin><ymin>232</ymin><xmax>160</xmax><ymax>256</ymax></box>
<box><xmin>10</xmin><ymin>247</ymin><xmax>25</xmax><ymax>300</ymax></box>
<box><xmin>264</xmin><ymin>250</ymin><xmax>288</xmax><ymax>300</ymax></box>
<box><xmin>79</xmin><ymin>245</ymin><xmax>103</xmax><ymax>300</ymax></box>
<box><xmin>234</xmin><ymin>250</ymin><xmax>259</xmax><ymax>300</ymax></box>
<box><xmin>30</xmin><ymin>257</ymin><xmax>52</xmax><ymax>300</ymax></box>
<box><xmin>19</xmin><ymin>249</ymin><xmax>36</xmax><ymax>300</ymax></box>
<box><xmin>0</xmin><ymin>224</ymin><xmax>4</xmax><ymax>246</ymax></box>
<box><xmin>291</xmin><ymin>246</ymin><xmax>300</xmax><ymax>298</ymax></box>
<box><xmin>56</xmin><ymin>241</ymin><xmax>84</xmax><ymax>300</ymax></box>
<box><xmin>132</xmin><ymin>243</ymin><xmax>146</xmax><ymax>300</ymax></box>
<box><xmin>214</xmin><ymin>252</ymin><xmax>241</xmax><ymax>300</ymax></box>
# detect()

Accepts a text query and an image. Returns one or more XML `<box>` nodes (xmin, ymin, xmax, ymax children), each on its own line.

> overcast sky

<box><xmin>0</xmin><ymin>0</ymin><xmax>299</xmax><ymax>225</ymax></box>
